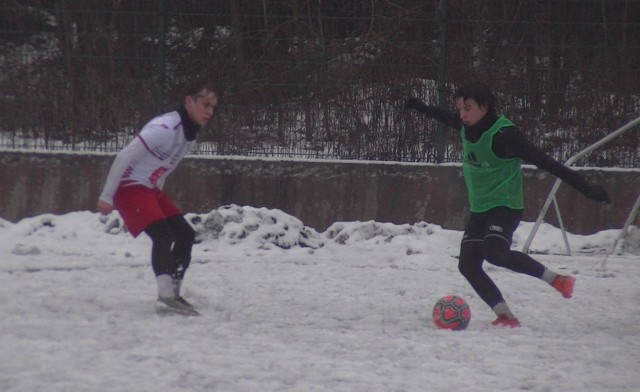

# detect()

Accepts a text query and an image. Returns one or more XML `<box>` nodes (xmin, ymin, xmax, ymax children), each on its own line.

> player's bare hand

<box><xmin>97</xmin><ymin>200</ymin><xmax>114</xmax><ymax>215</ymax></box>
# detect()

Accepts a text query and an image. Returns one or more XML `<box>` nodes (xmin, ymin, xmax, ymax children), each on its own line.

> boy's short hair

<box><xmin>182</xmin><ymin>79</ymin><xmax>217</xmax><ymax>100</ymax></box>
<box><xmin>454</xmin><ymin>81</ymin><xmax>496</xmax><ymax>110</ymax></box>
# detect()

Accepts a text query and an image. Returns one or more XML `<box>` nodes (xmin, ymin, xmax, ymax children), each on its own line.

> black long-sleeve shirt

<box><xmin>411</xmin><ymin>104</ymin><xmax>590</xmax><ymax>192</ymax></box>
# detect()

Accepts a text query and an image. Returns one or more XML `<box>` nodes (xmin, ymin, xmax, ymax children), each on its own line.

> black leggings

<box><xmin>144</xmin><ymin>215</ymin><xmax>195</xmax><ymax>278</ymax></box>
<box><xmin>458</xmin><ymin>207</ymin><xmax>546</xmax><ymax>308</ymax></box>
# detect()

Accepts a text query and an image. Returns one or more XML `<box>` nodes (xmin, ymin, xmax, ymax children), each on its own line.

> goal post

<box><xmin>522</xmin><ymin>115</ymin><xmax>640</xmax><ymax>255</ymax></box>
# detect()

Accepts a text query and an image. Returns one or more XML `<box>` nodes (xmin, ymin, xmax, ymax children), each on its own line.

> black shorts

<box><xmin>462</xmin><ymin>207</ymin><xmax>523</xmax><ymax>246</ymax></box>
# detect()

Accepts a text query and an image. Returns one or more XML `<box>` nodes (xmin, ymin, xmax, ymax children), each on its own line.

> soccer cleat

<box><xmin>156</xmin><ymin>297</ymin><xmax>200</xmax><ymax>316</ymax></box>
<box><xmin>175</xmin><ymin>296</ymin><xmax>196</xmax><ymax>310</ymax></box>
<box><xmin>552</xmin><ymin>275</ymin><xmax>576</xmax><ymax>298</ymax></box>
<box><xmin>491</xmin><ymin>314</ymin><xmax>521</xmax><ymax>328</ymax></box>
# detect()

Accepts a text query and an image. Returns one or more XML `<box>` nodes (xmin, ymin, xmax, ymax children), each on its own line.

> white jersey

<box><xmin>99</xmin><ymin>110</ymin><xmax>195</xmax><ymax>205</ymax></box>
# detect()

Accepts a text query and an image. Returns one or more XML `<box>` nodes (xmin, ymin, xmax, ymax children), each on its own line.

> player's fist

<box><xmin>581</xmin><ymin>183</ymin><xmax>610</xmax><ymax>203</ymax></box>
<box><xmin>405</xmin><ymin>97</ymin><xmax>428</xmax><ymax>111</ymax></box>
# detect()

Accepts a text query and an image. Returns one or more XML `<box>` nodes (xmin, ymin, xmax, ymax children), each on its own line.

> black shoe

<box><xmin>155</xmin><ymin>297</ymin><xmax>200</xmax><ymax>316</ymax></box>
<box><xmin>175</xmin><ymin>296</ymin><xmax>196</xmax><ymax>310</ymax></box>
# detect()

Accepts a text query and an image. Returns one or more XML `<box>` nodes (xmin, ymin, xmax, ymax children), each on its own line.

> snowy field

<box><xmin>1</xmin><ymin>205</ymin><xmax>638</xmax><ymax>392</ymax></box>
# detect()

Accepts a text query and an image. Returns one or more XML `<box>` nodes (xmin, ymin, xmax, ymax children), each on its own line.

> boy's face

<box><xmin>185</xmin><ymin>89</ymin><xmax>218</xmax><ymax>127</ymax></box>
<box><xmin>455</xmin><ymin>97</ymin><xmax>488</xmax><ymax>127</ymax></box>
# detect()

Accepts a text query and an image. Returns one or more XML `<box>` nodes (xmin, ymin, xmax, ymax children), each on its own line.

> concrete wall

<box><xmin>1</xmin><ymin>150</ymin><xmax>637</xmax><ymax>234</ymax></box>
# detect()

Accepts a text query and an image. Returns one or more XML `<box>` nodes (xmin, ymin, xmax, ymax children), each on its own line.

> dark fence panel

<box><xmin>1</xmin><ymin>1</ymin><xmax>638</xmax><ymax>166</ymax></box>
<box><xmin>2</xmin><ymin>150</ymin><xmax>636</xmax><ymax>235</ymax></box>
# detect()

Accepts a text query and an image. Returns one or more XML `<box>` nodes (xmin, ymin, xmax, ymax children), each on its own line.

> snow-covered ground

<box><xmin>1</xmin><ymin>205</ymin><xmax>638</xmax><ymax>392</ymax></box>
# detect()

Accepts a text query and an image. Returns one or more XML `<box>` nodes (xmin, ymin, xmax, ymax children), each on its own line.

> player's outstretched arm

<box><xmin>404</xmin><ymin>98</ymin><xmax>460</xmax><ymax>129</ymax></box>
<box><xmin>497</xmin><ymin>129</ymin><xmax>611</xmax><ymax>204</ymax></box>
<box><xmin>405</xmin><ymin>97</ymin><xmax>430</xmax><ymax>112</ymax></box>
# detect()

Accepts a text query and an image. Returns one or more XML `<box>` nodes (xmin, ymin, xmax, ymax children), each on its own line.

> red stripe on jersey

<box><xmin>137</xmin><ymin>135</ymin><xmax>161</xmax><ymax>159</ymax></box>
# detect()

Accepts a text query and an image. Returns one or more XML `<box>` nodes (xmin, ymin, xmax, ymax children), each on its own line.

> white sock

<box><xmin>541</xmin><ymin>268</ymin><xmax>559</xmax><ymax>285</ymax></box>
<box><xmin>172</xmin><ymin>279</ymin><xmax>182</xmax><ymax>297</ymax></box>
<box><xmin>156</xmin><ymin>274</ymin><xmax>175</xmax><ymax>299</ymax></box>
<box><xmin>493</xmin><ymin>301</ymin><xmax>516</xmax><ymax>319</ymax></box>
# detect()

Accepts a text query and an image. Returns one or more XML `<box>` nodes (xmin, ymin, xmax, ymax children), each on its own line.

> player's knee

<box><xmin>176</xmin><ymin>221</ymin><xmax>195</xmax><ymax>245</ymax></box>
<box><xmin>185</xmin><ymin>224</ymin><xmax>195</xmax><ymax>243</ymax></box>
<box><xmin>145</xmin><ymin>220</ymin><xmax>175</xmax><ymax>244</ymax></box>
<box><xmin>458</xmin><ymin>242</ymin><xmax>483</xmax><ymax>278</ymax></box>
<box><xmin>458</xmin><ymin>260</ymin><xmax>472</xmax><ymax>279</ymax></box>
<box><xmin>459</xmin><ymin>257</ymin><xmax>484</xmax><ymax>278</ymax></box>
<box><xmin>167</xmin><ymin>216</ymin><xmax>195</xmax><ymax>245</ymax></box>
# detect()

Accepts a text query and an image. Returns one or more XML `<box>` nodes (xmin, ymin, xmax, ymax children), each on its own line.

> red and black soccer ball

<box><xmin>432</xmin><ymin>295</ymin><xmax>471</xmax><ymax>331</ymax></box>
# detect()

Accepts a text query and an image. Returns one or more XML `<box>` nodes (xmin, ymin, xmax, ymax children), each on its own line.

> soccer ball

<box><xmin>432</xmin><ymin>295</ymin><xmax>471</xmax><ymax>331</ymax></box>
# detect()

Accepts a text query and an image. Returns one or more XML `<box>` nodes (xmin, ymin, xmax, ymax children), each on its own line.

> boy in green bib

<box><xmin>406</xmin><ymin>81</ymin><xmax>609</xmax><ymax>327</ymax></box>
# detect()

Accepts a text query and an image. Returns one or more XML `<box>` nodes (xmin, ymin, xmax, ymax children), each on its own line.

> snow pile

<box><xmin>3</xmin><ymin>205</ymin><xmax>633</xmax><ymax>259</ymax></box>
<box><xmin>513</xmin><ymin>221</ymin><xmax>640</xmax><ymax>256</ymax></box>
<box><xmin>98</xmin><ymin>204</ymin><xmax>325</xmax><ymax>250</ymax></box>
<box><xmin>187</xmin><ymin>205</ymin><xmax>324</xmax><ymax>249</ymax></box>
<box><xmin>324</xmin><ymin>220</ymin><xmax>429</xmax><ymax>245</ymax></box>
<box><xmin>91</xmin><ymin>203</ymin><xmax>636</xmax><ymax>256</ymax></box>
<box><xmin>620</xmin><ymin>225</ymin><xmax>640</xmax><ymax>254</ymax></box>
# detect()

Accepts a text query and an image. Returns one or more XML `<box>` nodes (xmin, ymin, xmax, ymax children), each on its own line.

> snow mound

<box><xmin>620</xmin><ymin>225</ymin><xmax>640</xmax><ymax>255</ymax></box>
<box><xmin>324</xmin><ymin>220</ymin><xmax>437</xmax><ymax>245</ymax></box>
<box><xmin>187</xmin><ymin>204</ymin><xmax>324</xmax><ymax>249</ymax></box>
<box><xmin>0</xmin><ymin>205</ymin><xmax>628</xmax><ymax>256</ymax></box>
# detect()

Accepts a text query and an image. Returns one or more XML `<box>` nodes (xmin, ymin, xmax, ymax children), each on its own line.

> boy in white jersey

<box><xmin>97</xmin><ymin>80</ymin><xmax>218</xmax><ymax>316</ymax></box>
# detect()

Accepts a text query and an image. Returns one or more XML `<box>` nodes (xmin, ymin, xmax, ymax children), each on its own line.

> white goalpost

<box><xmin>522</xmin><ymin>115</ymin><xmax>640</xmax><ymax>255</ymax></box>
